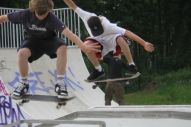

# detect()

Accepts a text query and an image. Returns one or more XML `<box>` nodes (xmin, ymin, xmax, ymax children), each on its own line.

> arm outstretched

<box><xmin>62</xmin><ymin>27</ymin><xmax>101</xmax><ymax>53</ymax></box>
<box><xmin>63</xmin><ymin>0</ymin><xmax>77</xmax><ymax>10</ymax></box>
<box><xmin>124</xmin><ymin>30</ymin><xmax>155</xmax><ymax>52</ymax></box>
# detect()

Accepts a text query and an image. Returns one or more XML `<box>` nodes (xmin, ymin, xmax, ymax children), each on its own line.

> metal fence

<box><xmin>0</xmin><ymin>7</ymin><xmax>81</xmax><ymax>48</ymax></box>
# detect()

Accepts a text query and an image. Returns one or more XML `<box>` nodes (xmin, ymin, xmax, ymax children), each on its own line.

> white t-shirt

<box><xmin>75</xmin><ymin>7</ymin><xmax>126</xmax><ymax>37</ymax></box>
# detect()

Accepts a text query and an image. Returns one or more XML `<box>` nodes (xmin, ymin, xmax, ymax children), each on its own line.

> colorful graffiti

<box><xmin>0</xmin><ymin>80</ymin><xmax>8</xmax><ymax>96</ymax></box>
<box><xmin>8</xmin><ymin>72</ymin><xmax>53</xmax><ymax>94</ymax></box>
<box><xmin>48</xmin><ymin>67</ymin><xmax>83</xmax><ymax>90</ymax></box>
<box><xmin>0</xmin><ymin>79</ymin><xmax>25</xmax><ymax>126</ymax></box>
<box><xmin>8</xmin><ymin>66</ymin><xmax>84</xmax><ymax>94</ymax></box>
<box><xmin>0</xmin><ymin>96</ymin><xmax>25</xmax><ymax>125</ymax></box>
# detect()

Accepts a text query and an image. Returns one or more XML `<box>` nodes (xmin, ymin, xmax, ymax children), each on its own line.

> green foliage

<box><xmin>0</xmin><ymin>0</ymin><xmax>28</xmax><ymax>8</ymax></box>
<box><xmin>1</xmin><ymin>0</ymin><xmax>191</xmax><ymax>72</ymax></box>
<box><xmin>125</xmin><ymin>67</ymin><xmax>191</xmax><ymax>104</ymax></box>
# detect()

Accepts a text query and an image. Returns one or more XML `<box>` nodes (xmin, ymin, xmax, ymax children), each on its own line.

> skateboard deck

<box><xmin>85</xmin><ymin>72</ymin><xmax>141</xmax><ymax>83</ymax></box>
<box><xmin>85</xmin><ymin>72</ymin><xmax>141</xmax><ymax>89</ymax></box>
<box><xmin>12</xmin><ymin>94</ymin><xmax>75</xmax><ymax>109</ymax></box>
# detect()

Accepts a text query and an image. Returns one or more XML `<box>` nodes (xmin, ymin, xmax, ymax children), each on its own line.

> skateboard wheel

<box><xmin>92</xmin><ymin>85</ymin><xmax>97</xmax><ymax>89</ymax></box>
<box><xmin>60</xmin><ymin>102</ymin><xmax>66</xmax><ymax>105</ymax></box>
<box><xmin>18</xmin><ymin>102</ymin><xmax>23</xmax><ymax>106</ymax></box>
<box><xmin>57</xmin><ymin>104</ymin><xmax>61</xmax><ymax>109</ymax></box>
<box><xmin>57</xmin><ymin>102</ymin><xmax>66</xmax><ymax>109</ymax></box>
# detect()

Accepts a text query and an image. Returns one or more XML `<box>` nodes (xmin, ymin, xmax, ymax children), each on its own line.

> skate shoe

<box><xmin>87</xmin><ymin>69</ymin><xmax>105</xmax><ymax>81</ymax></box>
<box><xmin>12</xmin><ymin>82</ymin><xmax>29</xmax><ymax>99</ymax></box>
<box><xmin>125</xmin><ymin>64</ymin><xmax>139</xmax><ymax>76</ymax></box>
<box><xmin>55</xmin><ymin>82</ymin><xmax>68</xmax><ymax>99</ymax></box>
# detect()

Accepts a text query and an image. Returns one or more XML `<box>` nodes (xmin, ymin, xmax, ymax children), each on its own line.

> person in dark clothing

<box><xmin>103</xmin><ymin>49</ymin><xmax>127</xmax><ymax>105</ymax></box>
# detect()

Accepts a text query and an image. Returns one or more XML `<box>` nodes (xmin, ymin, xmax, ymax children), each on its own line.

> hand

<box><xmin>144</xmin><ymin>42</ymin><xmax>155</xmax><ymax>52</ymax></box>
<box><xmin>82</xmin><ymin>42</ymin><xmax>101</xmax><ymax>54</ymax></box>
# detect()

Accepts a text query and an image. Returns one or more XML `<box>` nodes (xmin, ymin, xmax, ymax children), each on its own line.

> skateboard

<box><xmin>12</xmin><ymin>94</ymin><xmax>75</xmax><ymax>109</ymax></box>
<box><xmin>85</xmin><ymin>72</ymin><xmax>141</xmax><ymax>89</ymax></box>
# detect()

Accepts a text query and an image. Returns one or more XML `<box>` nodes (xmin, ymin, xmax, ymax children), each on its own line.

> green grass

<box><xmin>124</xmin><ymin>67</ymin><xmax>191</xmax><ymax>105</ymax></box>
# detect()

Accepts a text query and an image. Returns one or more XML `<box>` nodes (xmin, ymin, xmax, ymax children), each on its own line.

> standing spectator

<box><xmin>103</xmin><ymin>51</ymin><xmax>126</xmax><ymax>105</ymax></box>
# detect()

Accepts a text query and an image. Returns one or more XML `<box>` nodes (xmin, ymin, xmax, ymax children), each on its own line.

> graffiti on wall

<box><xmin>0</xmin><ymin>79</ymin><xmax>25</xmax><ymax>125</ymax></box>
<box><xmin>0</xmin><ymin>80</ymin><xmax>8</xmax><ymax>96</ymax></box>
<box><xmin>0</xmin><ymin>96</ymin><xmax>25</xmax><ymax>125</ymax></box>
<box><xmin>8</xmin><ymin>66</ymin><xmax>84</xmax><ymax>94</ymax></box>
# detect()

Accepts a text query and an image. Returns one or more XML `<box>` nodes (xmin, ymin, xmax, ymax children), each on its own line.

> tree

<box><xmin>1</xmin><ymin>0</ymin><xmax>191</xmax><ymax>72</ymax></box>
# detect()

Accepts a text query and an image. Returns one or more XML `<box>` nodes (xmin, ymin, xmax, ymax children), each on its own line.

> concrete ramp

<box><xmin>1</xmin><ymin>49</ymin><xmax>191</xmax><ymax>127</ymax></box>
<box><xmin>0</xmin><ymin>47</ymin><xmax>109</xmax><ymax>122</ymax></box>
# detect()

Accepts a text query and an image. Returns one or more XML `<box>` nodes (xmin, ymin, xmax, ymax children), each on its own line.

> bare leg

<box><xmin>56</xmin><ymin>45</ymin><xmax>67</xmax><ymax>75</ymax></box>
<box><xmin>84</xmin><ymin>40</ymin><xmax>100</xmax><ymax>67</ymax></box>
<box><xmin>13</xmin><ymin>48</ymin><xmax>31</xmax><ymax>98</ymax></box>
<box><xmin>83</xmin><ymin>40</ymin><xmax>104</xmax><ymax>80</ymax></box>
<box><xmin>17</xmin><ymin>48</ymin><xmax>31</xmax><ymax>77</ymax></box>
<box><xmin>55</xmin><ymin>45</ymin><xmax>68</xmax><ymax>97</ymax></box>
<box><xmin>116</xmin><ymin>36</ymin><xmax>134</xmax><ymax>64</ymax></box>
<box><xmin>86</xmin><ymin>52</ymin><xmax>100</xmax><ymax>66</ymax></box>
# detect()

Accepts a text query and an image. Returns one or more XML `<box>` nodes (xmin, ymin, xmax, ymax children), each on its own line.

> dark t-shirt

<box><xmin>7</xmin><ymin>9</ymin><xmax>66</xmax><ymax>39</ymax></box>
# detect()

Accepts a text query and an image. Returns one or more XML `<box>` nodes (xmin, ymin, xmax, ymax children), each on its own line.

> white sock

<box><xmin>56</xmin><ymin>75</ymin><xmax>64</xmax><ymax>84</ymax></box>
<box><xmin>95</xmin><ymin>65</ymin><xmax>102</xmax><ymax>72</ymax></box>
<box><xmin>20</xmin><ymin>76</ymin><xmax>28</xmax><ymax>84</ymax></box>
<box><xmin>129</xmin><ymin>62</ymin><xmax>135</xmax><ymax>65</ymax></box>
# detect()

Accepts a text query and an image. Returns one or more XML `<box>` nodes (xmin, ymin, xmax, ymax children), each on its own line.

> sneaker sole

<box><xmin>57</xmin><ymin>95</ymin><xmax>69</xmax><ymax>99</ymax></box>
<box><xmin>11</xmin><ymin>94</ymin><xmax>23</xmax><ymax>100</ymax></box>
<box><xmin>87</xmin><ymin>73</ymin><xmax>105</xmax><ymax>82</ymax></box>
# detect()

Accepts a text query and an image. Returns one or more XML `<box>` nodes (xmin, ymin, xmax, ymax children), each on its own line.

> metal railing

<box><xmin>0</xmin><ymin>7</ymin><xmax>81</xmax><ymax>48</ymax></box>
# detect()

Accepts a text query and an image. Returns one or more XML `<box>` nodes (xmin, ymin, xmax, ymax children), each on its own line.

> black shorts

<box><xmin>19</xmin><ymin>37</ymin><xmax>67</xmax><ymax>63</ymax></box>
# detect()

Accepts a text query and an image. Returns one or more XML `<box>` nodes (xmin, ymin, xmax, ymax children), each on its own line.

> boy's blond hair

<box><xmin>29</xmin><ymin>0</ymin><xmax>54</xmax><ymax>15</ymax></box>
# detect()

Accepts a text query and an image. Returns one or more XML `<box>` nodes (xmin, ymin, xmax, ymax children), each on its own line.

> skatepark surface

<box><xmin>1</xmin><ymin>48</ymin><xmax>191</xmax><ymax>127</ymax></box>
<box><xmin>0</xmin><ymin>7</ymin><xmax>191</xmax><ymax>127</ymax></box>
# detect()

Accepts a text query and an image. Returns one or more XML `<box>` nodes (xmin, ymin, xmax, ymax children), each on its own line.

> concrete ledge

<box><xmin>3</xmin><ymin>119</ymin><xmax>106</xmax><ymax>127</ymax></box>
<box><xmin>58</xmin><ymin>105</ymin><xmax>191</xmax><ymax>120</ymax></box>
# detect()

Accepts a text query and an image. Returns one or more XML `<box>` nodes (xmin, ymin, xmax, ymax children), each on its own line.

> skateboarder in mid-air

<box><xmin>0</xmin><ymin>0</ymin><xmax>100</xmax><ymax>99</ymax></box>
<box><xmin>63</xmin><ymin>0</ymin><xmax>155</xmax><ymax>82</ymax></box>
